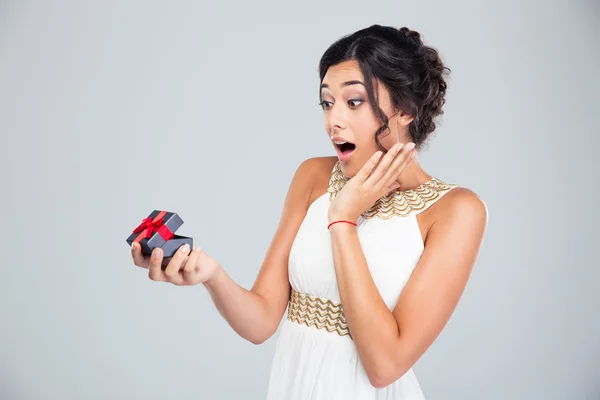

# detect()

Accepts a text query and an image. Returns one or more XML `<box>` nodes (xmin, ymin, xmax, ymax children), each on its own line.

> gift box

<box><xmin>126</xmin><ymin>210</ymin><xmax>193</xmax><ymax>258</ymax></box>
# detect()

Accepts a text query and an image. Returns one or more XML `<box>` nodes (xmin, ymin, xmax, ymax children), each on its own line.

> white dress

<box><xmin>266</xmin><ymin>160</ymin><xmax>459</xmax><ymax>400</ymax></box>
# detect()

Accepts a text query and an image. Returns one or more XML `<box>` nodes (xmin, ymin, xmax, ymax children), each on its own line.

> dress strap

<box><xmin>327</xmin><ymin>160</ymin><xmax>459</xmax><ymax>219</ymax></box>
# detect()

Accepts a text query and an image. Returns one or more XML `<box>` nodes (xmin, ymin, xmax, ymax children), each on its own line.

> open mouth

<box><xmin>336</xmin><ymin>142</ymin><xmax>356</xmax><ymax>154</ymax></box>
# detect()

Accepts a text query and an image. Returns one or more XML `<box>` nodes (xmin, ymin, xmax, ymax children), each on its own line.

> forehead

<box><xmin>322</xmin><ymin>60</ymin><xmax>364</xmax><ymax>86</ymax></box>
<box><xmin>321</xmin><ymin>59</ymin><xmax>390</xmax><ymax>105</ymax></box>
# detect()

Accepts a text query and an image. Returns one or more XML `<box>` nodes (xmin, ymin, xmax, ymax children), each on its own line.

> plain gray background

<box><xmin>1</xmin><ymin>0</ymin><xmax>598</xmax><ymax>399</ymax></box>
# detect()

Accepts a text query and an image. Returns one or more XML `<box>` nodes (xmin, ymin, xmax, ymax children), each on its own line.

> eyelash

<box><xmin>318</xmin><ymin>99</ymin><xmax>364</xmax><ymax>110</ymax></box>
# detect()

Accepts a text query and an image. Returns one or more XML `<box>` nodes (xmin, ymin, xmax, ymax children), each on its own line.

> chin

<box><xmin>338</xmin><ymin>163</ymin><xmax>355</xmax><ymax>179</ymax></box>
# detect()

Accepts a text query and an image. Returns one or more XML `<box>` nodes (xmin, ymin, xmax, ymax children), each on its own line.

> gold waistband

<box><xmin>287</xmin><ymin>289</ymin><xmax>351</xmax><ymax>337</ymax></box>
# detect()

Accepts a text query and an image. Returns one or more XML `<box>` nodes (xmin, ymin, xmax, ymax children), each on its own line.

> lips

<box><xmin>335</xmin><ymin>142</ymin><xmax>356</xmax><ymax>162</ymax></box>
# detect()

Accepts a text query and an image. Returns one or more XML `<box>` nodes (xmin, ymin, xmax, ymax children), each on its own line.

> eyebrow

<box><xmin>320</xmin><ymin>80</ymin><xmax>365</xmax><ymax>90</ymax></box>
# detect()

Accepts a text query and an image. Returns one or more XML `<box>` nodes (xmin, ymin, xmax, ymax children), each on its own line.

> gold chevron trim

<box><xmin>327</xmin><ymin>160</ymin><xmax>458</xmax><ymax>219</ymax></box>
<box><xmin>287</xmin><ymin>290</ymin><xmax>351</xmax><ymax>338</ymax></box>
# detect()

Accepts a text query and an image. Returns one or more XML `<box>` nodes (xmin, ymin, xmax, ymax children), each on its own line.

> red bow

<box><xmin>132</xmin><ymin>211</ymin><xmax>175</xmax><ymax>243</ymax></box>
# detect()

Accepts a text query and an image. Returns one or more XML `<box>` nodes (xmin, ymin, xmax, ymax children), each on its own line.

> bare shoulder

<box><xmin>433</xmin><ymin>186</ymin><xmax>488</xmax><ymax>230</ymax></box>
<box><xmin>295</xmin><ymin>156</ymin><xmax>336</xmax><ymax>176</ymax></box>
<box><xmin>281</xmin><ymin>156</ymin><xmax>336</xmax><ymax>212</ymax></box>
<box><xmin>302</xmin><ymin>156</ymin><xmax>338</xmax><ymax>205</ymax></box>
<box><xmin>296</xmin><ymin>156</ymin><xmax>337</xmax><ymax>178</ymax></box>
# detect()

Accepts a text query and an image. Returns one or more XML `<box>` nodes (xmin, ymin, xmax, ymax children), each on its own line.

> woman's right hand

<box><xmin>131</xmin><ymin>242</ymin><xmax>222</xmax><ymax>286</ymax></box>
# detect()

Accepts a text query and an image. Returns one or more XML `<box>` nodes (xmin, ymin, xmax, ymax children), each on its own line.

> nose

<box><xmin>325</xmin><ymin>103</ymin><xmax>348</xmax><ymax>134</ymax></box>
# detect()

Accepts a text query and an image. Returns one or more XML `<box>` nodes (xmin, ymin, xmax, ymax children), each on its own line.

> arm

<box><xmin>202</xmin><ymin>158</ymin><xmax>318</xmax><ymax>345</ymax></box>
<box><xmin>329</xmin><ymin>188</ymin><xmax>488</xmax><ymax>388</ymax></box>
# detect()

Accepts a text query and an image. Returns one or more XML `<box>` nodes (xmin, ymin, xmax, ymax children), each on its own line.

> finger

<box><xmin>355</xmin><ymin>151</ymin><xmax>384</xmax><ymax>182</ymax></box>
<box><xmin>182</xmin><ymin>246</ymin><xmax>202</xmax><ymax>281</ymax></box>
<box><xmin>148</xmin><ymin>248</ymin><xmax>167</xmax><ymax>281</ymax></box>
<box><xmin>163</xmin><ymin>244</ymin><xmax>191</xmax><ymax>281</ymax></box>
<box><xmin>387</xmin><ymin>180</ymin><xmax>402</xmax><ymax>191</ymax></box>
<box><xmin>364</xmin><ymin>142</ymin><xmax>405</xmax><ymax>186</ymax></box>
<box><xmin>131</xmin><ymin>242</ymin><xmax>150</xmax><ymax>268</ymax></box>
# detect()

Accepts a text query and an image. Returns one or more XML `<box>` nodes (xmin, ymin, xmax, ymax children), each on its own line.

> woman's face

<box><xmin>320</xmin><ymin>59</ymin><xmax>402</xmax><ymax>178</ymax></box>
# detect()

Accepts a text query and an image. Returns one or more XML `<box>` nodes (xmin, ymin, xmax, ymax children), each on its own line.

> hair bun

<box><xmin>398</xmin><ymin>27</ymin><xmax>422</xmax><ymax>50</ymax></box>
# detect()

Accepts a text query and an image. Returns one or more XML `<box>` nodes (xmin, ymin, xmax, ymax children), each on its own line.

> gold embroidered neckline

<box><xmin>327</xmin><ymin>160</ymin><xmax>458</xmax><ymax>219</ymax></box>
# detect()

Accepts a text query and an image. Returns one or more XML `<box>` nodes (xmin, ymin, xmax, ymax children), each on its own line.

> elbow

<box><xmin>249</xmin><ymin>337</ymin><xmax>266</xmax><ymax>345</ymax></box>
<box><xmin>246</xmin><ymin>331</ymin><xmax>271</xmax><ymax>345</ymax></box>
<box><xmin>246</xmin><ymin>324</ymin><xmax>279</xmax><ymax>345</ymax></box>
<box><xmin>366</xmin><ymin>361</ymin><xmax>409</xmax><ymax>389</ymax></box>
<box><xmin>366</xmin><ymin>362</ymin><xmax>393</xmax><ymax>389</ymax></box>
<box><xmin>368</xmin><ymin>372</ymin><xmax>393</xmax><ymax>389</ymax></box>
<box><xmin>365</xmin><ymin>335</ymin><xmax>415</xmax><ymax>388</ymax></box>
<box><xmin>246</xmin><ymin>296</ymin><xmax>286</xmax><ymax>345</ymax></box>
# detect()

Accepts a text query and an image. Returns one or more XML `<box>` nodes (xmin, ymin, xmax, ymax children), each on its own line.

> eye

<box><xmin>348</xmin><ymin>99</ymin><xmax>363</xmax><ymax>108</ymax></box>
<box><xmin>318</xmin><ymin>100</ymin><xmax>332</xmax><ymax>110</ymax></box>
<box><xmin>319</xmin><ymin>99</ymin><xmax>363</xmax><ymax>111</ymax></box>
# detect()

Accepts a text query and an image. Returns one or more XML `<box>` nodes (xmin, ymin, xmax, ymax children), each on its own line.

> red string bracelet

<box><xmin>327</xmin><ymin>220</ymin><xmax>357</xmax><ymax>230</ymax></box>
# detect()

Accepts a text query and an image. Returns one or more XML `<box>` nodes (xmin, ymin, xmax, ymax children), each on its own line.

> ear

<box><xmin>397</xmin><ymin>112</ymin><xmax>414</xmax><ymax>126</ymax></box>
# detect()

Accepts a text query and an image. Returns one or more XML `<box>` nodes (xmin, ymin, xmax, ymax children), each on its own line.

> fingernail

<box><xmin>395</xmin><ymin>143</ymin><xmax>404</xmax><ymax>151</ymax></box>
<box><xmin>406</xmin><ymin>142</ymin><xmax>415</xmax><ymax>151</ymax></box>
<box><xmin>194</xmin><ymin>246</ymin><xmax>201</xmax><ymax>252</ymax></box>
<box><xmin>152</xmin><ymin>249</ymin><xmax>161</xmax><ymax>258</ymax></box>
<box><xmin>180</xmin><ymin>244</ymin><xmax>190</xmax><ymax>253</ymax></box>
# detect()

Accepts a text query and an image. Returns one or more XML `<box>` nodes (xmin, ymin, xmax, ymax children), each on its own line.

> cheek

<box><xmin>350</xmin><ymin>111</ymin><xmax>388</xmax><ymax>149</ymax></box>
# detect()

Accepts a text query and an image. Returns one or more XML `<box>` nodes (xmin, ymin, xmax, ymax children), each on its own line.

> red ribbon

<box><xmin>132</xmin><ymin>210</ymin><xmax>175</xmax><ymax>243</ymax></box>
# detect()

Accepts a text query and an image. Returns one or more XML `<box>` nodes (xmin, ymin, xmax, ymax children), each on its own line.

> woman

<box><xmin>131</xmin><ymin>24</ymin><xmax>488</xmax><ymax>399</ymax></box>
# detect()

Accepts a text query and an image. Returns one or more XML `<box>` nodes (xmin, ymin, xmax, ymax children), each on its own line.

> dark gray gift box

<box><xmin>126</xmin><ymin>210</ymin><xmax>193</xmax><ymax>259</ymax></box>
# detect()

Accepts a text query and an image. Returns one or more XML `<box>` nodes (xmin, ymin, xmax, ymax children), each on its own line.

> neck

<box><xmin>395</xmin><ymin>156</ymin><xmax>432</xmax><ymax>191</ymax></box>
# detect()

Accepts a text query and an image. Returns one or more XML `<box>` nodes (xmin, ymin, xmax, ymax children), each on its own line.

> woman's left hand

<box><xmin>328</xmin><ymin>142</ymin><xmax>417</xmax><ymax>224</ymax></box>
